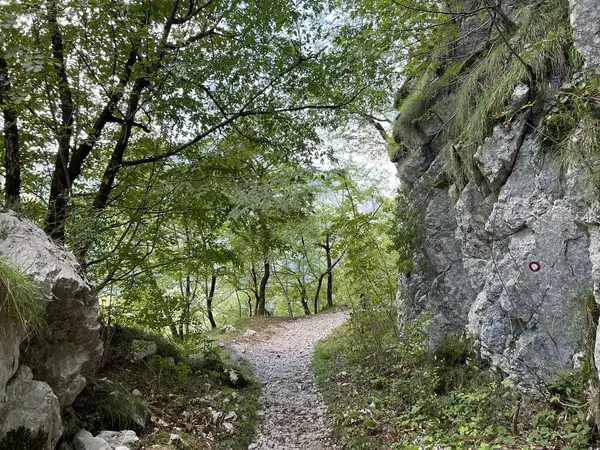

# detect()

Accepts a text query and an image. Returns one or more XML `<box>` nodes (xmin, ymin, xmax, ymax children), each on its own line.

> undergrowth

<box><xmin>314</xmin><ymin>309</ymin><xmax>597</xmax><ymax>449</ymax></box>
<box><xmin>0</xmin><ymin>427</ymin><xmax>48</xmax><ymax>450</ymax></box>
<box><xmin>0</xmin><ymin>256</ymin><xmax>44</xmax><ymax>336</ymax></box>
<box><xmin>539</xmin><ymin>70</ymin><xmax>600</xmax><ymax>193</ymax></box>
<box><xmin>68</xmin><ymin>324</ymin><xmax>260</xmax><ymax>450</ymax></box>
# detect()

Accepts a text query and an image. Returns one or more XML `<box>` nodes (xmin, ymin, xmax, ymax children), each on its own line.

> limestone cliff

<box><xmin>393</xmin><ymin>0</ymin><xmax>600</xmax><ymax>388</ymax></box>
<box><xmin>0</xmin><ymin>211</ymin><xmax>103</xmax><ymax>449</ymax></box>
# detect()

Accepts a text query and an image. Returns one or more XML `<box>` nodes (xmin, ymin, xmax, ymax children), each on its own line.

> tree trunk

<box><xmin>256</xmin><ymin>261</ymin><xmax>270</xmax><ymax>316</ymax></box>
<box><xmin>235</xmin><ymin>291</ymin><xmax>243</xmax><ymax>318</ymax></box>
<box><xmin>301</xmin><ymin>298</ymin><xmax>311</xmax><ymax>316</ymax></box>
<box><xmin>170</xmin><ymin>323</ymin><xmax>180</xmax><ymax>340</ymax></box>
<box><xmin>93</xmin><ymin>77</ymin><xmax>148</xmax><ymax>212</ymax></box>
<box><xmin>313</xmin><ymin>275</ymin><xmax>324</xmax><ymax>315</ymax></box>
<box><xmin>179</xmin><ymin>275</ymin><xmax>192</xmax><ymax>342</ymax></box>
<box><xmin>326</xmin><ymin>243</ymin><xmax>333</xmax><ymax>309</ymax></box>
<box><xmin>297</xmin><ymin>279</ymin><xmax>311</xmax><ymax>316</ymax></box>
<box><xmin>207</xmin><ymin>274</ymin><xmax>217</xmax><ymax>329</ymax></box>
<box><xmin>318</xmin><ymin>234</ymin><xmax>335</xmax><ymax>310</ymax></box>
<box><xmin>0</xmin><ymin>58</ymin><xmax>20</xmax><ymax>210</ymax></box>
<box><xmin>44</xmin><ymin>1</ymin><xmax>75</xmax><ymax>241</ymax></box>
<box><xmin>250</xmin><ymin>263</ymin><xmax>259</xmax><ymax>316</ymax></box>
<box><xmin>247</xmin><ymin>293</ymin><xmax>253</xmax><ymax>317</ymax></box>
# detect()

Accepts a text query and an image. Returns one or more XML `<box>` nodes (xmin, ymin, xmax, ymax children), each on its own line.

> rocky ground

<box><xmin>229</xmin><ymin>311</ymin><xmax>347</xmax><ymax>450</ymax></box>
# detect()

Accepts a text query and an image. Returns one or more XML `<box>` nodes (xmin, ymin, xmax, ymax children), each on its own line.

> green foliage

<box><xmin>393</xmin><ymin>67</ymin><xmax>444</xmax><ymax>147</ymax></box>
<box><xmin>77</xmin><ymin>322</ymin><xmax>261</xmax><ymax>447</ymax></box>
<box><xmin>104</xmin><ymin>324</ymin><xmax>184</xmax><ymax>364</ymax></box>
<box><xmin>0</xmin><ymin>256</ymin><xmax>44</xmax><ymax>335</ymax></box>
<box><xmin>386</xmin><ymin>136</ymin><xmax>406</xmax><ymax>163</ymax></box>
<box><xmin>449</xmin><ymin>0</ymin><xmax>573</xmax><ymax>181</ymax></box>
<box><xmin>77</xmin><ymin>378</ymin><xmax>150</xmax><ymax>432</ymax></box>
<box><xmin>147</xmin><ymin>356</ymin><xmax>191</xmax><ymax>385</ymax></box>
<box><xmin>540</xmin><ymin>71</ymin><xmax>600</xmax><ymax>193</ymax></box>
<box><xmin>390</xmin><ymin>188</ymin><xmax>422</xmax><ymax>273</ymax></box>
<box><xmin>314</xmin><ymin>308</ymin><xmax>596</xmax><ymax>449</ymax></box>
<box><xmin>0</xmin><ymin>427</ymin><xmax>47</xmax><ymax>450</ymax></box>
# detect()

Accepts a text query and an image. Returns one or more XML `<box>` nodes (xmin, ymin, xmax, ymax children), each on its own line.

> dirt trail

<box><xmin>230</xmin><ymin>311</ymin><xmax>347</xmax><ymax>450</ymax></box>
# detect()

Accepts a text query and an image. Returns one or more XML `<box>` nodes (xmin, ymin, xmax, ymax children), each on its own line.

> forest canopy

<box><xmin>0</xmin><ymin>0</ymin><xmax>445</xmax><ymax>332</ymax></box>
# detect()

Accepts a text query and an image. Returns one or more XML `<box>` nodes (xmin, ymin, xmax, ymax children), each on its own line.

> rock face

<box><xmin>0</xmin><ymin>366</ymin><xmax>63</xmax><ymax>449</ymax></box>
<box><xmin>569</xmin><ymin>0</ymin><xmax>600</xmax><ymax>71</ymax></box>
<box><xmin>393</xmin><ymin>4</ymin><xmax>600</xmax><ymax>387</ymax></box>
<box><xmin>0</xmin><ymin>211</ymin><xmax>103</xmax><ymax>446</ymax></box>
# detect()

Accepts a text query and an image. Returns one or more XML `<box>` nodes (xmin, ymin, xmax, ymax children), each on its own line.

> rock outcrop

<box><xmin>0</xmin><ymin>366</ymin><xmax>63</xmax><ymax>449</ymax></box>
<box><xmin>393</xmin><ymin>0</ymin><xmax>600</xmax><ymax>387</ymax></box>
<box><xmin>569</xmin><ymin>0</ymin><xmax>600</xmax><ymax>72</ymax></box>
<box><xmin>0</xmin><ymin>211</ymin><xmax>103</xmax><ymax>447</ymax></box>
<box><xmin>73</xmin><ymin>429</ymin><xmax>140</xmax><ymax>450</ymax></box>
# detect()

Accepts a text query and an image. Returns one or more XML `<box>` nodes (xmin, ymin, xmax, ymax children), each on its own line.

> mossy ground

<box><xmin>67</xmin><ymin>325</ymin><xmax>260</xmax><ymax>450</ymax></box>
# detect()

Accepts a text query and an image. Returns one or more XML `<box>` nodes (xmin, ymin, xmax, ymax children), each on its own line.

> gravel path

<box><xmin>230</xmin><ymin>312</ymin><xmax>347</xmax><ymax>450</ymax></box>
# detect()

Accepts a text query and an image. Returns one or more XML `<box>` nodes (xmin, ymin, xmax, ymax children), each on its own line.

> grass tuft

<box><xmin>538</xmin><ymin>70</ymin><xmax>600</xmax><ymax>194</ymax></box>
<box><xmin>0</xmin><ymin>256</ymin><xmax>44</xmax><ymax>336</ymax></box>
<box><xmin>449</xmin><ymin>0</ymin><xmax>573</xmax><ymax>180</ymax></box>
<box><xmin>393</xmin><ymin>66</ymin><xmax>444</xmax><ymax>148</ymax></box>
<box><xmin>393</xmin><ymin>0</ymin><xmax>574</xmax><ymax>185</ymax></box>
<box><xmin>78</xmin><ymin>377</ymin><xmax>150</xmax><ymax>432</ymax></box>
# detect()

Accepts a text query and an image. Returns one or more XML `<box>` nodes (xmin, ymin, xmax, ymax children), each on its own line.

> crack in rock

<box><xmin>231</xmin><ymin>312</ymin><xmax>347</xmax><ymax>450</ymax></box>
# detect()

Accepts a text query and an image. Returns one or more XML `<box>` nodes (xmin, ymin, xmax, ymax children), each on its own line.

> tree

<box><xmin>0</xmin><ymin>57</ymin><xmax>20</xmax><ymax>210</ymax></box>
<box><xmin>0</xmin><ymin>0</ymin><xmax>378</xmax><ymax>246</ymax></box>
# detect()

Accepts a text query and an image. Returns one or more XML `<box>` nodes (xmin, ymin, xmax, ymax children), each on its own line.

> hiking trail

<box><xmin>230</xmin><ymin>311</ymin><xmax>347</xmax><ymax>450</ymax></box>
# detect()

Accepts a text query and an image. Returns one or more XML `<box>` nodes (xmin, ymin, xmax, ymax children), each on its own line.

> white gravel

<box><xmin>230</xmin><ymin>312</ymin><xmax>347</xmax><ymax>450</ymax></box>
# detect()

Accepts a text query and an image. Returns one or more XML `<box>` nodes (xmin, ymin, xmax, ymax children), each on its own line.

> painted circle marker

<box><xmin>528</xmin><ymin>261</ymin><xmax>541</xmax><ymax>272</ymax></box>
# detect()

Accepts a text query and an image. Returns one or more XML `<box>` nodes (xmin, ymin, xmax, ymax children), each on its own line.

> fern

<box><xmin>0</xmin><ymin>427</ymin><xmax>48</xmax><ymax>450</ymax></box>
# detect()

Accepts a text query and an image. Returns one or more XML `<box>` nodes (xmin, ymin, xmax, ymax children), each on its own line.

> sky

<box><xmin>318</xmin><ymin>120</ymin><xmax>400</xmax><ymax>197</ymax></box>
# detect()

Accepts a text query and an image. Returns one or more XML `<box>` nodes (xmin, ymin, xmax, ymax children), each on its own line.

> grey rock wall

<box><xmin>396</xmin><ymin>96</ymin><xmax>594</xmax><ymax>387</ymax></box>
<box><xmin>569</xmin><ymin>0</ymin><xmax>600</xmax><ymax>72</ymax></box>
<box><xmin>0</xmin><ymin>211</ymin><xmax>103</xmax><ymax>447</ymax></box>
<box><xmin>394</xmin><ymin>3</ymin><xmax>600</xmax><ymax>387</ymax></box>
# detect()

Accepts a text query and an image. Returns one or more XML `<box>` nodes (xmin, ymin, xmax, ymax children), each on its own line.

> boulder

<box><xmin>0</xmin><ymin>365</ymin><xmax>63</xmax><ymax>450</ymax></box>
<box><xmin>0</xmin><ymin>319</ymin><xmax>22</xmax><ymax>409</ymax></box>
<box><xmin>0</xmin><ymin>212</ymin><xmax>103</xmax><ymax>407</ymax></box>
<box><xmin>129</xmin><ymin>339</ymin><xmax>157</xmax><ymax>363</ymax></box>
<box><xmin>73</xmin><ymin>430</ymin><xmax>109</xmax><ymax>450</ymax></box>
<box><xmin>96</xmin><ymin>430</ymin><xmax>140</xmax><ymax>450</ymax></box>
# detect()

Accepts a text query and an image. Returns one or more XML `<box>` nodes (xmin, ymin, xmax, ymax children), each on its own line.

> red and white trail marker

<box><xmin>528</xmin><ymin>261</ymin><xmax>541</xmax><ymax>272</ymax></box>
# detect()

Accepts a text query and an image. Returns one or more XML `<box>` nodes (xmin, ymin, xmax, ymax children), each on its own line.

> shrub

<box><xmin>315</xmin><ymin>306</ymin><xmax>596</xmax><ymax>449</ymax></box>
<box><xmin>147</xmin><ymin>355</ymin><xmax>191</xmax><ymax>384</ymax></box>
